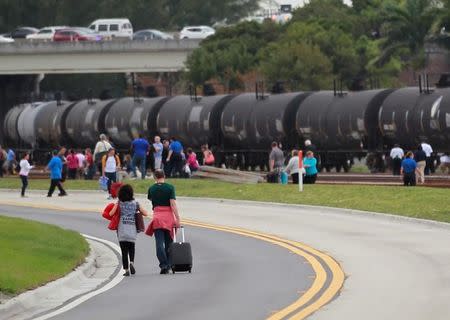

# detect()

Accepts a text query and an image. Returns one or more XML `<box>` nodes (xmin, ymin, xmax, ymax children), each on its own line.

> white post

<box><xmin>299</xmin><ymin>150</ymin><xmax>303</xmax><ymax>192</ymax></box>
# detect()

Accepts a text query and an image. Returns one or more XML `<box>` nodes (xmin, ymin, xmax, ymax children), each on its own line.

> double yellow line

<box><xmin>0</xmin><ymin>200</ymin><xmax>344</xmax><ymax>319</ymax></box>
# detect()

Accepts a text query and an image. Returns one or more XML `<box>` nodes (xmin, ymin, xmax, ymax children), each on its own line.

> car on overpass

<box><xmin>133</xmin><ymin>29</ymin><xmax>173</xmax><ymax>40</ymax></box>
<box><xmin>88</xmin><ymin>18</ymin><xmax>133</xmax><ymax>39</ymax></box>
<box><xmin>180</xmin><ymin>26</ymin><xmax>215</xmax><ymax>39</ymax></box>
<box><xmin>26</xmin><ymin>26</ymin><xmax>68</xmax><ymax>41</ymax></box>
<box><xmin>53</xmin><ymin>28</ymin><xmax>102</xmax><ymax>42</ymax></box>
<box><xmin>3</xmin><ymin>27</ymin><xmax>39</xmax><ymax>39</ymax></box>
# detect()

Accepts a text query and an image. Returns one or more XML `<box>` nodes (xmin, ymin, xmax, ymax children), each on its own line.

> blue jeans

<box><xmin>154</xmin><ymin>229</ymin><xmax>173</xmax><ymax>269</ymax></box>
<box><xmin>132</xmin><ymin>154</ymin><xmax>146</xmax><ymax>179</ymax></box>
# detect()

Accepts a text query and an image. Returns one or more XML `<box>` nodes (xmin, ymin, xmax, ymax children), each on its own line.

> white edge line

<box><xmin>33</xmin><ymin>234</ymin><xmax>124</xmax><ymax>320</ymax></box>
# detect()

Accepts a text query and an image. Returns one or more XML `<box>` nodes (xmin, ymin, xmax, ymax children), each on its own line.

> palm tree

<box><xmin>376</xmin><ymin>0</ymin><xmax>441</xmax><ymax>69</ymax></box>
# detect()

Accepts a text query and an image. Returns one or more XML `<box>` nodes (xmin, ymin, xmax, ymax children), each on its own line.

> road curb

<box><xmin>0</xmin><ymin>235</ymin><xmax>122</xmax><ymax>320</ymax></box>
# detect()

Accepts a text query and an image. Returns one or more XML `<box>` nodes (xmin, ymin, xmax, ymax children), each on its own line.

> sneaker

<box><xmin>47</xmin><ymin>195</ymin><xmax>52</xmax><ymax>197</ymax></box>
<box><xmin>58</xmin><ymin>193</ymin><xmax>67</xmax><ymax>197</ymax></box>
<box><xmin>160</xmin><ymin>268</ymin><xmax>169</xmax><ymax>275</ymax></box>
<box><xmin>123</xmin><ymin>271</ymin><xmax>130</xmax><ymax>276</ymax></box>
<box><xmin>130</xmin><ymin>263</ymin><xmax>136</xmax><ymax>275</ymax></box>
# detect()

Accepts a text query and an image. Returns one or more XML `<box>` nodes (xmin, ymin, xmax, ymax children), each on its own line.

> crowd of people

<box><xmin>390</xmin><ymin>142</ymin><xmax>445</xmax><ymax>186</ymax></box>
<box><xmin>269</xmin><ymin>140</ymin><xmax>319</xmax><ymax>184</ymax></box>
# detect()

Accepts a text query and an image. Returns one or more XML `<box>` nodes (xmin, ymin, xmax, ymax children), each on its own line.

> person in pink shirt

<box><xmin>186</xmin><ymin>148</ymin><xmax>199</xmax><ymax>172</ymax></box>
<box><xmin>66</xmin><ymin>149</ymin><xmax>79</xmax><ymax>180</ymax></box>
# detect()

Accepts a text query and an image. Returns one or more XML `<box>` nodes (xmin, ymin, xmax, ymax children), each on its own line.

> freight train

<box><xmin>3</xmin><ymin>85</ymin><xmax>450</xmax><ymax>172</ymax></box>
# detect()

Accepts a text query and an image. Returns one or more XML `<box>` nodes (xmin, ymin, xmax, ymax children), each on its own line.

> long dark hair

<box><xmin>118</xmin><ymin>184</ymin><xmax>134</xmax><ymax>202</ymax></box>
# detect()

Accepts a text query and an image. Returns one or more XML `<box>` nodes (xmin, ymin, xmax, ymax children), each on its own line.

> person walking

<box><xmin>284</xmin><ymin>150</ymin><xmax>300</xmax><ymax>184</ymax></box>
<box><xmin>303</xmin><ymin>151</ymin><xmax>318</xmax><ymax>184</ymax></box>
<box><xmin>47</xmin><ymin>150</ymin><xmax>67</xmax><ymax>197</ymax></box>
<box><xmin>153</xmin><ymin>136</ymin><xmax>163</xmax><ymax>170</ymax></box>
<box><xmin>131</xmin><ymin>134</ymin><xmax>150</xmax><ymax>179</ymax></box>
<box><xmin>0</xmin><ymin>145</ymin><xmax>6</xmax><ymax>178</ymax></box>
<box><xmin>58</xmin><ymin>147</ymin><xmax>68</xmax><ymax>183</ymax></box>
<box><xmin>390</xmin><ymin>144</ymin><xmax>404</xmax><ymax>175</ymax></box>
<box><xmin>269</xmin><ymin>141</ymin><xmax>285</xmax><ymax>173</ymax></box>
<box><xmin>94</xmin><ymin>134</ymin><xmax>112</xmax><ymax>174</ymax></box>
<box><xmin>84</xmin><ymin>148</ymin><xmax>96</xmax><ymax>180</ymax></box>
<box><xmin>401</xmin><ymin>151</ymin><xmax>417</xmax><ymax>187</ymax></box>
<box><xmin>162</xmin><ymin>140</ymin><xmax>170</xmax><ymax>176</ymax></box>
<box><xmin>414</xmin><ymin>145</ymin><xmax>427</xmax><ymax>184</ymax></box>
<box><xmin>106</xmin><ymin>184</ymin><xmax>149</xmax><ymax>276</ymax></box>
<box><xmin>6</xmin><ymin>148</ymin><xmax>15</xmax><ymax>175</ymax></box>
<box><xmin>19</xmin><ymin>152</ymin><xmax>34</xmax><ymax>197</ymax></box>
<box><xmin>145</xmin><ymin>169</ymin><xmax>181</xmax><ymax>274</ymax></box>
<box><xmin>102</xmin><ymin>148</ymin><xmax>121</xmax><ymax>199</ymax></box>
<box><xmin>76</xmin><ymin>150</ymin><xmax>86</xmax><ymax>179</ymax></box>
<box><xmin>167</xmin><ymin>137</ymin><xmax>184</xmax><ymax>178</ymax></box>
<box><xmin>66</xmin><ymin>149</ymin><xmax>79</xmax><ymax>180</ymax></box>
<box><xmin>421</xmin><ymin>142</ymin><xmax>434</xmax><ymax>175</ymax></box>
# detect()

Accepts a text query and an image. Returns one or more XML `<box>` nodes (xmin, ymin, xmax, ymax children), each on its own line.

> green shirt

<box><xmin>148</xmin><ymin>182</ymin><xmax>176</xmax><ymax>208</ymax></box>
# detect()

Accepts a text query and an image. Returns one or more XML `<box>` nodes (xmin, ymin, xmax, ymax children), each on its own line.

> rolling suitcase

<box><xmin>169</xmin><ymin>226</ymin><xmax>193</xmax><ymax>274</ymax></box>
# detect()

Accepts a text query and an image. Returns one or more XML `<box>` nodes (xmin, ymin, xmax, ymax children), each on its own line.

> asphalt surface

<box><xmin>0</xmin><ymin>204</ymin><xmax>315</xmax><ymax>320</ymax></box>
<box><xmin>2</xmin><ymin>189</ymin><xmax>450</xmax><ymax>319</ymax></box>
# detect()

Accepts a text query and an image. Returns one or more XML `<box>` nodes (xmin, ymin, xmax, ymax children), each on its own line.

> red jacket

<box><xmin>102</xmin><ymin>203</ymin><xmax>120</xmax><ymax>230</ymax></box>
<box><xmin>145</xmin><ymin>206</ymin><xmax>178</xmax><ymax>239</ymax></box>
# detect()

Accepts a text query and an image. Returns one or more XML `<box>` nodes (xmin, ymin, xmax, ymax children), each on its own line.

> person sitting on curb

<box><xmin>145</xmin><ymin>169</ymin><xmax>181</xmax><ymax>274</ymax></box>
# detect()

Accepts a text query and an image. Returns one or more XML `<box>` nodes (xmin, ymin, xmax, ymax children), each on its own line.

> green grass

<box><xmin>0</xmin><ymin>216</ymin><xmax>89</xmax><ymax>295</ymax></box>
<box><xmin>0</xmin><ymin>177</ymin><xmax>449</xmax><ymax>223</ymax></box>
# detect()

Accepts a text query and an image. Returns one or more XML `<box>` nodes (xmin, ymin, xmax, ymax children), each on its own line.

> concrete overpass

<box><xmin>0</xmin><ymin>40</ymin><xmax>200</xmax><ymax>74</ymax></box>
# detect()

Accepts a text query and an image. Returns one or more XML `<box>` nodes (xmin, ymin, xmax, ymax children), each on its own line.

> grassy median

<box><xmin>0</xmin><ymin>177</ymin><xmax>449</xmax><ymax>223</ymax></box>
<box><xmin>0</xmin><ymin>215</ymin><xmax>89</xmax><ymax>296</ymax></box>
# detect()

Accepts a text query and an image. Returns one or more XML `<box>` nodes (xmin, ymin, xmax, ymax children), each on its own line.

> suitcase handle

<box><xmin>173</xmin><ymin>226</ymin><xmax>185</xmax><ymax>243</ymax></box>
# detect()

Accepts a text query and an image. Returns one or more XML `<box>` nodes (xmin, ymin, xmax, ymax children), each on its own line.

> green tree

<box><xmin>377</xmin><ymin>0</ymin><xmax>441</xmax><ymax>69</ymax></box>
<box><xmin>259</xmin><ymin>41</ymin><xmax>333</xmax><ymax>90</ymax></box>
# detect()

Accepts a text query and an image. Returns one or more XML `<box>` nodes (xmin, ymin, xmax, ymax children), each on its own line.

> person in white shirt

<box><xmin>284</xmin><ymin>150</ymin><xmax>301</xmax><ymax>183</ymax></box>
<box><xmin>76</xmin><ymin>151</ymin><xmax>86</xmax><ymax>179</ymax></box>
<box><xmin>94</xmin><ymin>134</ymin><xmax>113</xmax><ymax>174</ymax></box>
<box><xmin>19</xmin><ymin>152</ymin><xmax>34</xmax><ymax>197</ymax></box>
<box><xmin>421</xmin><ymin>142</ymin><xmax>433</xmax><ymax>175</ymax></box>
<box><xmin>390</xmin><ymin>144</ymin><xmax>404</xmax><ymax>175</ymax></box>
<box><xmin>439</xmin><ymin>154</ymin><xmax>450</xmax><ymax>174</ymax></box>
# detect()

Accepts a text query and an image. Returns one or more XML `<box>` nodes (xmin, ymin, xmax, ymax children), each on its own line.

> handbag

<box><xmin>99</xmin><ymin>176</ymin><xmax>109</xmax><ymax>191</ymax></box>
<box><xmin>135</xmin><ymin>204</ymin><xmax>145</xmax><ymax>233</ymax></box>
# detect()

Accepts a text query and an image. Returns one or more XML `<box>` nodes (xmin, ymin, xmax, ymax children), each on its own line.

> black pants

<box><xmin>105</xmin><ymin>172</ymin><xmax>117</xmax><ymax>195</ymax></box>
<box><xmin>425</xmin><ymin>157</ymin><xmax>434</xmax><ymax>175</ymax></box>
<box><xmin>392</xmin><ymin>158</ymin><xmax>402</xmax><ymax>175</ymax></box>
<box><xmin>48</xmin><ymin>179</ymin><xmax>66</xmax><ymax>196</ymax></box>
<box><xmin>68</xmin><ymin>168</ymin><xmax>78</xmax><ymax>179</ymax></box>
<box><xmin>291</xmin><ymin>173</ymin><xmax>299</xmax><ymax>184</ymax></box>
<box><xmin>20</xmin><ymin>175</ymin><xmax>28</xmax><ymax>196</ymax></box>
<box><xmin>403</xmin><ymin>172</ymin><xmax>416</xmax><ymax>186</ymax></box>
<box><xmin>0</xmin><ymin>160</ymin><xmax>4</xmax><ymax>177</ymax></box>
<box><xmin>119</xmin><ymin>241</ymin><xmax>135</xmax><ymax>270</ymax></box>
<box><xmin>304</xmin><ymin>174</ymin><xmax>317</xmax><ymax>184</ymax></box>
<box><xmin>168</xmin><ymin>153</ymin><xmax>184</xmax><ymax>178</ymax></box>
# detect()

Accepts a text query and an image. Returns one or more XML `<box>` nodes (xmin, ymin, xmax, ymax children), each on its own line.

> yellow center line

<box><xmin>0</xmin><ymin>200</ymin><xmax>344</xmax><ymax>319</ymax></box>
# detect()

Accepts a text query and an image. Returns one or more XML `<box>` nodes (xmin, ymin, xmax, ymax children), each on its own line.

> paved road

<box><xmin>1</xmin><ymin>190</ymin><xmax>450</xmax><ymax>319</ymax></box>
<box><xmin>1</xmin><ymin>204</ymin><xmax>315</xmax><ymax>320</ymax></box>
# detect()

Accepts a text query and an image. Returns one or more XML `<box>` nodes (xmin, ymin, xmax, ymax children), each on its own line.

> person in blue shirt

<box><xmin>303</xmin><ymin>151</ymin><xmax>318</xmax><ymax>184</ymax></box>
<box><xmin>401</xmin><ymin>151</ymin><xmax>417</xmax><ymax>186</ymax></box>
<box><xmin>47</xmin><ymin>150</ymin><xmax>67</xmax><ymax>197</ymax></box>
<box><xmin>131</xmin><ymin>134</ymin><xmax>150</xmax><ymax>179</ymax></box>
<box><xmin>6</xmin><ymin>148</ymin><xmax>15</xmax><ymax>175</ymax></box>
<box><xmin>167</xmin><ymin>137</ymin><xmax>184</xmax><ymax>178</ymax></box>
